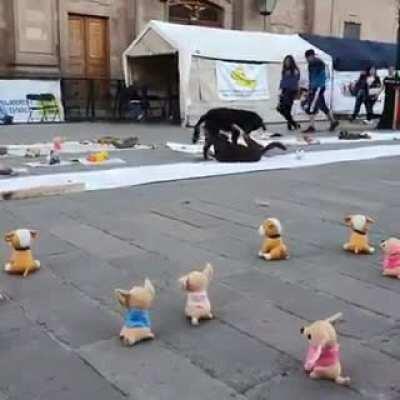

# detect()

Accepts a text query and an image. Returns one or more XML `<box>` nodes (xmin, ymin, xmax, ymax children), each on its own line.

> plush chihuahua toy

<box><xmin>380</xmin><ymin>238</ymin><xmax>400</xmax><ymax>279</ymax></box>
<box><xmin>343</xmin><ymin>214</ymin><xmax>375</xmax><ymax>254</ymax></box>
<box><xmin>258</xmin><ymin>218</ymin><xmax>289</xmax><ymax>261</ymax></box>
<box><xmin>179</xmin><ymin>263</ymin><xmax>214</xmax><ymax>326</ymax></box>
<box><xmin>4</xmin><ymin>229</ymin><xmax>40</xmax><ymax>277</ymax></box>
<box><xmin>301</xmin><ymin>313</ymin><xmax>350</xmax><ymax>385</ymax></box>
<box><xmin>115</xmin><ymin>279</ymin><xmax>156</xmax><ymax>346</ymax></box>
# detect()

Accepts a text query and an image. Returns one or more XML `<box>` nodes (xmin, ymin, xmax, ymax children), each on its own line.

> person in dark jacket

<box><xmin>351</xmin><ymin>66</ymin><xmax>382</xmax><ymax>124</ymax></box>
<box><xmin>277</xmin><ymin>55</ymin><xmax>301</xmax><ymax>130</ymax></box>
<box><xmin>302</xmin><ymin>49</ymin><xmax>338</xmax><ymax>141</ymax></box>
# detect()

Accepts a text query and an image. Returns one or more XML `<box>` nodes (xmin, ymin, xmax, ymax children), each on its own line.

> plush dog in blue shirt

<box><xmin>115</xmin><ymin>278</ymin><xmax>155</xmax><ymax>346</ymax></box>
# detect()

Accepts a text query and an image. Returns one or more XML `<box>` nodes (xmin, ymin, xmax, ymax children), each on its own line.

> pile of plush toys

<box><xmin>4</xmin><ymin>213</ymin><xmax>400</xmax><ymax>387</ymax></box>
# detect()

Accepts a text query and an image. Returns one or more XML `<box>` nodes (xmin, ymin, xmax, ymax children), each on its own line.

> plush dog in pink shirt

<box><xmin>301</xmin><ymin>313</ymin><xmax>350</xmax><ymax>385</ymax></box>
<box><xmin>381</xmin><ymin>238</ymin><xmax>400</xmax><ymax>279</ymax></box>
<box><xmin>179</xmin><ymin>263</ymin><xmax>214</xmax><ymax>326</ymax></box>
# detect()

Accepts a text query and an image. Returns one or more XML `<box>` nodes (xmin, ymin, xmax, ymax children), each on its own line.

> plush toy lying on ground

<box><xmin>179</xmin><ymin>263</ymin><xmax>214</xmax><ymax>326</ymax></box>
<box><xmin>301</xmin><ymin>313</ymin><xmax>350</xmax><ymax>385</ymax></box>
<box><xmin>258</xmin><ymin>218</ymin><xmax>289</xmax><ymax>261</ymax></box>
<box><xmin>115</xmin><ymin>279</ymin><xmax>156</xmax><ymax>346</ymax></box>
<box><xmin>380</xmin><ymin>238</ymin><xmax>400</xmax><ymax>279</ymax></box>
<box><xmin>343</xmin><ymin>214</ymin><xmax>375</xmax><ymax>254</ymax></box>
<box><xmin>4</xmin><ymin>229</ymin><xmax>41</xmax><ymax>277</ymax></box>
<box><xmin>86</xmin><ymin>150</ymin><xmax>109</xmax><ymax>163</ymax></box>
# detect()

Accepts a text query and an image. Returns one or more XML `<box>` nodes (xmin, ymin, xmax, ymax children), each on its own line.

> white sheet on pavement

<box><xmin>167</xmin><ymin>132</ymin><xmax>400</xmax><ymax>155</ymax></box>
<box><xmin>0</xmin><ymin>145</ymin><xmax>399</xmax><ymax>195</ymax></box>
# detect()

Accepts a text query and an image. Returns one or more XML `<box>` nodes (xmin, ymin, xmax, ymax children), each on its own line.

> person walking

<box><xmin>277</xmin><ymin>55</ymin><xmax>301</xmax><ymax>131</ymax></box>
<box><xmin>302</xmin><ymin>49</ymin><xmax>339</xmax><ymax>142</ymax></box>
<box><xmin>351</xmin><ymin>66</ymin><xmax>382</xmax><ymax>124</ymax></box>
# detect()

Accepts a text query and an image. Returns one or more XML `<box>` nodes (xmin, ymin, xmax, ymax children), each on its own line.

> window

<box><xmin>343</xmin><ymin>22</ymin><xmax>361</xmax><ymax>40</ymax></box>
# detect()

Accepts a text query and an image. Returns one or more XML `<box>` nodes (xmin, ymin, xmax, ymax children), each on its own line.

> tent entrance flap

<box><xmin>126</xmin><ymin>54</ymin><xmax>180</xmax><ymax>121</ymax></box>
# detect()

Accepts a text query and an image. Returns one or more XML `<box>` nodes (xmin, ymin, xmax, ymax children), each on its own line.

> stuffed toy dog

<box><xmin>380</xmin><ymin>238</ymin><xmax>400</xmax><ymax>278</ymax></box>
<box><xmin>4</xmin><ymin>229</ymin><xmax>40</xmax><ymax>277</ymax></box>
<box><xmin>115</xmin><ymin>279</ymin><xmax>156</xmax><ymax>346</ymax></box>
<box><xmin>179</xmin><ymin>263</ymin><xmax>214</xmax><ymax>326</ymax></box>
<box><xmin>258</xmin><ymin>218</ymin><xmax>289</xmax><ymax>261</ymax></box>
<box><xmin>343</xmin><ymin>214</ymin><xmax>375</xmax><ymax>254</ymax></box>
<box><xmin>301</xmin><ymin>313</ymin><xmax>350</xmax><ymax>385</ymax></box>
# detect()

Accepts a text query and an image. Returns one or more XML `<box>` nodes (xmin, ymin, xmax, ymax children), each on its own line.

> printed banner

<box><xmin>216</xmin><ymin>61</ymin><xmax>269</xmax><ymax>100</ymax></box>
<box><xmin>0</xmin><ymin>80</ymin><xmax>64</xmax><ymax>123</ymax></box>
<box><xmin>332</xmin><ymin>71</ymin><xmax>385</xmax><ymax>114</ymax></box>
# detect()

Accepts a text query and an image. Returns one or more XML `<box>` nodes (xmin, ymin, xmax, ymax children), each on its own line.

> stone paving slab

<box><xmin>246</xmin><ymin>373</ymin><xmax>363</xmax><ymax>400</ymax></box>
<box><xmin>159</xmin><ymin>317</ymin><xmax>295</xmax><ymax>393</ymax></box>
<box><xmin>221</xmin><ymin>270</ymin><xmax>394</xmax><ymax>339</ymax></box>
<box><xmin>220</xmin><ymin>296</ymin><xmax>400</xmax><ymax>399</ymax></box>
<box><xmin>301</xmin><ymin>273</ymin><xmax>400</xmax><ymax>318</ymax></box>
<box><xmin>79</xmin><ymin>338</ymin><xmax>246</xmax><ymax>400</ymax></box>
<box><xmin>50</xmin><ymin>219</ymin><xmax>144</xmax><ymax>260</ymax></box>
<box><xmin>46</xmin><ymin>250</ymin><xmax>136</xmax><ymax>307</ymax></box>
<box><xmin>0</xmin><ymin>269</ymin><xmax>118</xmax><ymax>348</ymax></box>
<box><xmin>0</xmin><ymin>303</ymin><xmax>125</xmax><ymax>400</ymax></box>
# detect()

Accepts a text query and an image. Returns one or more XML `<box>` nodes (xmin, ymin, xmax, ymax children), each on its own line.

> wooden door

<box><xmin>67</xmin><ymin>15</ymin><xmax>109</xmax><ymax>78</ymax></box>
<box><xmin>68</xmin><ymin>15</ymin><xmax>86</xmax><ymax>76</ymax></box>
<box><xmin>85</xmin><ymin>17</ymin><xmax>109</xmax><ymax>79</ymax></box>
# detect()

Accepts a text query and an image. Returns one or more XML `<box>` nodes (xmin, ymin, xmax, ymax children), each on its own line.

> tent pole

<box><xmin>397</xmin><ymin>4</ymin><xmax>400</xmax><ymax>77</ymax></box>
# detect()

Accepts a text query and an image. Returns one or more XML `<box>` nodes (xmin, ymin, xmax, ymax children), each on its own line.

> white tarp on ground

<box><xmin>6</xmin><ymin>142</ymin><xmax>153</xmax><ymax>157</ymax></box>
<box><xmin>216</xmin><ymin>62</ymin><xmax>269</xmax><ymax>100</ymax></box>
<box><xmin>0</xmin><ymin>80</ymin><xmax>64</xmax><ymax>123</ymax></box>
<box><xmin>123</xmin><ymin>21</ymin><xmax>332</xmax><ymax>125</ymax></box>
<box><xmin>1</xmin><ymin>145</ymin><xmax>400</xmax><ymax>194</ymax></box>
<box><xmin>166</xmin><ymin>132</ymin><xmax>400</xmax><ymax>154</ymax></box>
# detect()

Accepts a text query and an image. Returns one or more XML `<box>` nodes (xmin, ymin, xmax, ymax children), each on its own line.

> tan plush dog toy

<box><xmin>380</xmin><ymin>238</ymin><xmax>400</xmax><ymax>278</ymax></box>
<box><xmin>258</xmin><ymin>218</ymin><xmax>289</xmax><ymax>261</ymax></box>
<box><xmin>301</xmin><ymin>313</ymin><xmax>350</xmax><ymax>385</ymax></box>
<box><xmin>343</xmin><ymin>214</ymin><xmax>375</xmax><ymax>254</ymax></box>
<box><xmin>115</xmin><ymin>279</ymin><xmax>156</xmax><ymax>346</ymax></box>
<box><xmin>179</xmin><ymin>263</ymin><xmax>214</xmax><ymax>326</ymax></box>
<box><xmin>4</xmin><ymin>229</ymin><xmax>40</xmax><ymax>277</ymax></box>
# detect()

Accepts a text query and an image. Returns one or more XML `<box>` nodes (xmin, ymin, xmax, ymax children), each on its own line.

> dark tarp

<box><xmin>301</xmin><ymin>34</ymin><xmax>397</xmax><ymax>71</ymax></box>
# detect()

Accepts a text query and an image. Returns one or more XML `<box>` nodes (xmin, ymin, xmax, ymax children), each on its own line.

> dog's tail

<box><xmin>262</xmin><ymin>142</ymin><xmax>287</xmax><ymax>155</ymax></box>
<box><xmin>192</xmin><ymin>115</ymin><xmax>207</xmax><ymax>144</ymax></box>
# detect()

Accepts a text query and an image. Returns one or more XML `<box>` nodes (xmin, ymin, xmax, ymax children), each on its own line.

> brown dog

<box><xmin>115</xmin><ymin>279</ymin><xmax>156</xmax><ymax>346</ymax></box>
<box><xmin>4</xmin><ymin>229</ymin><xmax>40</xmax><ymax>277</ymax></box>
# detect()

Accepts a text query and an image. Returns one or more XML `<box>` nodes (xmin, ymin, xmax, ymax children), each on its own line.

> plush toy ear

<box><xmin>4</xmin><ymin>231</ymin><xmax>14</xmax><ymax>243</ymax></box>
<box><xmin>344</xmin><ymin>215</ymin><xmax>352</xmax><ymax>225</ymax></box>
<box><xmin>366</xmin><ymin>216</ymin><xmax>375</xmax><ymax>224</ymax></box>
<box><xmin>325</xmin><ymin>312</ymin><xmax>343</xmax><ymax>324</ymax></box>
<box><xmin>144</xmin><ymin>278</ymin><xmax>155</xmax><ymax>297</ymax></box>
<box><xmin>178</xmin><ymin>275</ymin><xmax>188</xmax><ymax>290</ymax></box>
<box><xmin>203</xmin><ymin>263</ymin><xmax>214</xmax><ymax>281</ymax></box>
<box><xmin>30</xmin><ymin>230</ymin><xmax>39</xmax><ymax>240</ymax></box>
<box><xmin>114</xmin><ymin>289</ymin><xmax>130</xmax><ymax>307</ymax></box>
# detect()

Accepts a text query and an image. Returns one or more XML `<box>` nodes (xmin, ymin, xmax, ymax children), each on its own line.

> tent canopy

<box><xmin>124</xmin><ymin>21</ymin><xmax>331</xmax><ymax>63</ymax></box>
<box><xmin>301</xmin><ymin>34</ymin><xmax>397</xmax><ymax>71</ymax></box>
<box><xmin>123</xmin><ymin>21</ymin><xmax>332</xmax><ymax>124</ymax></box>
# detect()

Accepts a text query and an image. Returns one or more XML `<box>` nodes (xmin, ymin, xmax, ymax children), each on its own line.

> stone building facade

<box><xmin>0</xmin><ymin>0</ymin><xmax>398</xmax><ymax>79</ymax></box>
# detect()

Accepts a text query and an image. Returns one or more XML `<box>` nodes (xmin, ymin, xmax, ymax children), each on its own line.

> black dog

<box><xmin>192</xmin><ymin>108</ymin><xmax>267</xmax><ymax>159</ymax></box>
<box><xmin>208</xmin><ymin>132</ymin><xmax>286</xmax><ymax>162</ymax></box>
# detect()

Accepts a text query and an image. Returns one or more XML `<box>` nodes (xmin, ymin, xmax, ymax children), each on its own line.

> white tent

<box><xmin>123</xmin><ymin>21</ymin><xmax>332</xmax><ymax>125</ymax></box>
